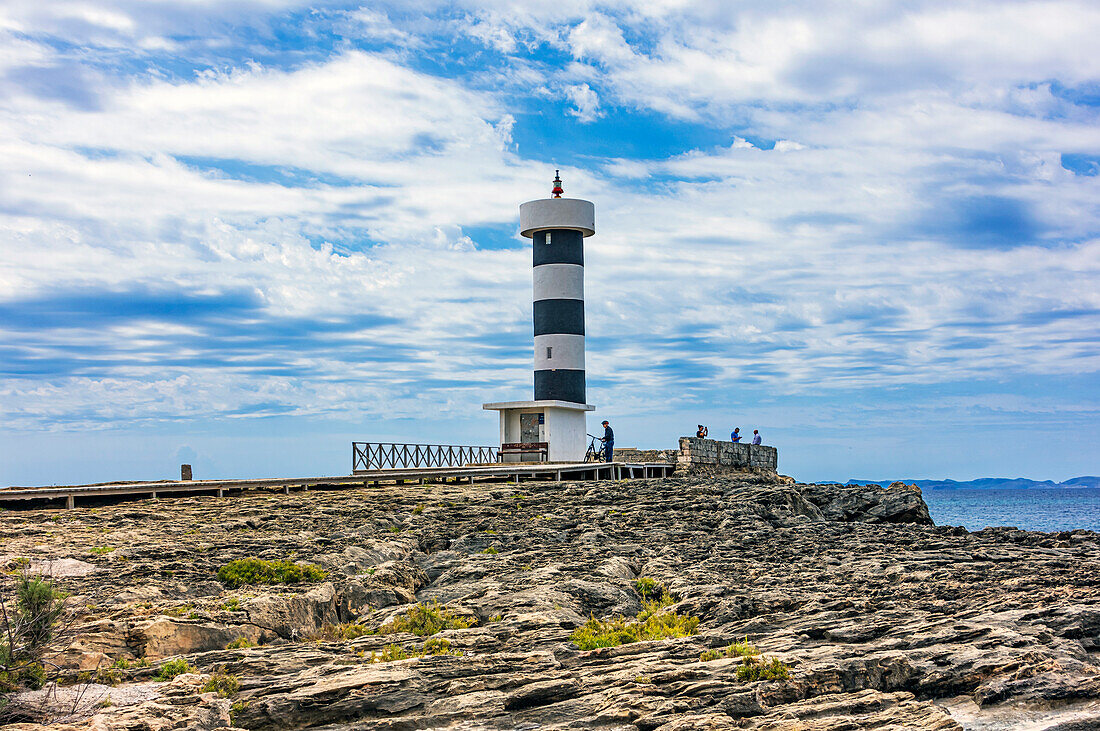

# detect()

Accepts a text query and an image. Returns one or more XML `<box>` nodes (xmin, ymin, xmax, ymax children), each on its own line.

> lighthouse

<box><xmin>484</xmin><ymin>172</ymin><xmax>596</xmax><ymax>462</ymax></box>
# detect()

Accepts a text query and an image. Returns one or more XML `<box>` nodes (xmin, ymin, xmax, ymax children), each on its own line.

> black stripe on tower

<box><xmin>533</xmin><ymin>299</ymin><xmax>584</xmax><ymax>336</ymax></box>
<box><xmin>535</xmin><ymin>369</ymin><xmax>585</xmax><ymax>403</ymax></box>
<box><xmin>533</xmin><ymin>229</ymin><xmax>584</xmax><ymax>266</ymax></box>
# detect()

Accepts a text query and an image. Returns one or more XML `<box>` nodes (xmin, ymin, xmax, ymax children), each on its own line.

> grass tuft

<box><xmin>570</xmin><ymin>597</ymin><xmax>699</xmax><ymax>651</ymax></box>
<box><xmin>225</xmin><ymin>637</ymin><xmax>256</xmax><ymax>650</ymax></box>
<box><xmin>633</xmin><ymin>576</ymin><xmax>661</xmax><ymax>599</ymax></box>
<box><xmin>371</xmin><ymin>643</ymin><xmax>410</xmax><ymax>662</ymax></box>
<box><xmin>202</xmin><ymin>668</ymin><xmax>240</xmax><ymax>697</ymax></box>
<box><xmin>155</xmin><ymin>658</ymin><xmax>195</xmax><ymax>681</ymax></box>
<box><xmin>216</xmin><ymin>558</ymin><xmax>327</xmax><ymax>588</ymax></box>
<box><xmin>378</xmin><ymin>600</ymin><xmax>474</xmax><ymax>637</ymax></box>
<box><xmin>735</xmin><ymin>656</ymin><xmax>791</xmax><ymax>682</ymax></box>
<box><xmin>700</xmin><ymin>637</ymin><xmax>759</xmax><ymax>662</ymax></box>
<box><xmin>230</xmin><ymin>700</ymin><xmax>249</xmax><ymax>723</ymax></box>
<box><xmin>369</xmin><ymin>637</ymin><xmax>459</xmax><ymax>663</ymax></box>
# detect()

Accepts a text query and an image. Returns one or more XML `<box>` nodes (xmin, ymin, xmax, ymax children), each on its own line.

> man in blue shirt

<box><xmin>752</xmin><ymin>430</ymin><xmax>762</xmax><ymax>445</ymax></box>
<box><xmin>731</xmin><ymin>428</ymin><xmax>742</xmax><ymax>443</ymax></box>
<box><xmin>600</xmin><ymin>420</ymin><xmax>614</xmax><ymax>462</ymax></box>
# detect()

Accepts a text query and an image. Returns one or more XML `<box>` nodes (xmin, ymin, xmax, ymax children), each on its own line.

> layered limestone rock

<box><xmin>0</xmin><ymin>475</ymin><xmax>1097</xmax><ymax>729</ymax></box>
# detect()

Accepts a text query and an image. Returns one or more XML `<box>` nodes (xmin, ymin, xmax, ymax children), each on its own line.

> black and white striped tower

<box><xmin>521</xmin><ymin>171</ymin><xmax>595</xmax><ymax>403</ymax></box>
<box><xmin>483</xmin><ymin>172</ymin><xmax>596</xmax><ymax>463</ymax></box>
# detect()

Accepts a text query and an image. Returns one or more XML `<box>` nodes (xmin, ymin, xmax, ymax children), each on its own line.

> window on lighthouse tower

<box><xmin>546</xmin><ymin>347</ymin><xmax>552</xmax><ymax>359</ymax></box>
<box><xmin>545</xmin><ymin>231</ymin><xmax>551</xmax><ymax>245</ymax></box>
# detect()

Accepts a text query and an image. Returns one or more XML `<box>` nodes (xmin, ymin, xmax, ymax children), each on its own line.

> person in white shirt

<box><xmin>752</xmin><ymin>430</ymin><xmax>762</xmax><ymax>445</ymax></box>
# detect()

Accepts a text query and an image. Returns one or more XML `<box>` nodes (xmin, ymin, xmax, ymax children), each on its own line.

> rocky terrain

<box><xmin>1</xmin><ymin>473</ymin><xmax>1099</xmax><ymax>730</ymax></box>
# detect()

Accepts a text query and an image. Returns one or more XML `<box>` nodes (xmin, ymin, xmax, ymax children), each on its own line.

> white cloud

<box><xmin>564</xmin><ymin>82</ymin><xmax>601</xmax><ymax>122</ymax></box>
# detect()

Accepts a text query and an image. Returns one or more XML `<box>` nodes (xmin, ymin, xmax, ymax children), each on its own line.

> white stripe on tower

<box><xmin>533</xmin><ymin>263</ymin><xmax>584</xmax><ymax>301</ymax></box>
<box><xmin>534</xmin><ymin>333</ymin><xmax>585</xmax><ymax>370</ymax></box>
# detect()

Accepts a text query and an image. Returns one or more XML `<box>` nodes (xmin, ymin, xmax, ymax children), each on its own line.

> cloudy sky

<box><xmin>1</xmin><ymin>0</ymin><xmax>1098</xmax><ymax>486</ymax></box>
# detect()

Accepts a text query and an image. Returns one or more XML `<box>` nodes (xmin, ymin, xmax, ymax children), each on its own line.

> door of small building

<box><xmin>520</xmin><ymin>412</ymin><xmax>542</xmax><ymax>443</ymax></box>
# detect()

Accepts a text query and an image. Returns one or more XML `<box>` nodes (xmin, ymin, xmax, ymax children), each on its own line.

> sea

<box><xmin>921</xmin><ymin>488</ymin><xmax>1100</xmax><ymax>533</ymax></box>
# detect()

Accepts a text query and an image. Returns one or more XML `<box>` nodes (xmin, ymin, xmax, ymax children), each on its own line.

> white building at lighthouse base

<box><xmin>482</xmin><ymin>400</ymin><xmax>595</xmax><ymax>463</ymax></box>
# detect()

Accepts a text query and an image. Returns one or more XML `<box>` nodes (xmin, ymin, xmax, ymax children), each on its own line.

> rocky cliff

<box><xmin>2</xmin><ymin>475</ymin><xmax>1099</xmax><ymax>729</ymax></box>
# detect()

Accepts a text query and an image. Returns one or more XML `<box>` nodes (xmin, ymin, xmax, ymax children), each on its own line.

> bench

<box><xmin>499</xmin><ymin>442</ymin><xmax>549</xmax><ymax>462</ymax></box>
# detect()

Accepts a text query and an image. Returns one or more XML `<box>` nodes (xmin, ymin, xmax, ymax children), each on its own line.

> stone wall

<box><xmin>613</xmin><ymin>447</ymin><xmax>678</xmax><ymax>464</ymax></box>
<box><xmin>677</xmin><ymin>437</ymin><xmax>778</xmax><ymax>472</ymax></box>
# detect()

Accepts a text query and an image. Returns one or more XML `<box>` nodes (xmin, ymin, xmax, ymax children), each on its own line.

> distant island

<box><xmin>843</xmin><ymin>476</ymin><xmax>1100</xmax><ymax>490</ymax></box>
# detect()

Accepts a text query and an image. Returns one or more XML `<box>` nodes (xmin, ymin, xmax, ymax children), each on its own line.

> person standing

<box><xmin>731</xmin><ymin>428</ymin><xmax>742</xmax><ymax>443</ymax></box>
<box><xmin>752</xmin><ymin>429</ymin><xmax>762</xmax><ymax>445</ymax></box>
<box><xmin>696</xmin><ymin>425</ymin><xmax>708</xmax><ymax>438</ymax></box>
<box><xmin>601</xmin><ymin>420</ymin><xmax>615</xmax><ymax>462</ymax></box>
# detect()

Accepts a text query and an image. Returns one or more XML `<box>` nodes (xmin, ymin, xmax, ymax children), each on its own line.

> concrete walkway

<box><xmin>0</xmin><ymin>461</ymin><xmax>675</xmax><ymax>509</ymax></box>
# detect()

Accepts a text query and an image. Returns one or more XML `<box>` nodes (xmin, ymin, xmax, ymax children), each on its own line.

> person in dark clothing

<box><xmin>600</xmin><ymin>420</ymin><xmax>614</xmax><ymax>462</ymax></box>
<box><xmin>696</xmin><ymin>425</ymin><xmax>708</xmax><ymax>438</ymax></box>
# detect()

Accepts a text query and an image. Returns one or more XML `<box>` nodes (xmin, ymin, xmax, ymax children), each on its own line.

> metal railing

<box><xmin>352</xmin><ymin>442</ymin><xmax>499</xmax><ymax>472</ymax></box>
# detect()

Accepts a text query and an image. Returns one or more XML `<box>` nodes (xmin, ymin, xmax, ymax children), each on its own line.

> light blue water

<box><xmin>922</xmin><ymin>487</ymin><xmax>1100</xmax><ymax>532</ymax></box>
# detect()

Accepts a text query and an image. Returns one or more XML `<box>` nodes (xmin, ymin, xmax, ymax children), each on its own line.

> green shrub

<box><xmin>370</xmin><ymin>643</ymin><xmax>409</xmax><ymax>662</ymax></box>
<box><xmin>16</xmin><ymin>575</ymin><xmax>66</xmax><ymax>654</ymax></box>
<box><xmin>369</xmin><ymin>638</ymin><xmax>459</xmax><ymax>663</ymax></box>
<box><xmin>90</xmin><ymin>546</ymin><xmax>114</xmax><ymax>555</ymax></box>
<box><xmin>481</xmin><ymin>547</ymin><xmax>499</xmax><ymax>555</ymax></box>
<box><xmin>221</xmin><ymin>598</ymin><xmax>242</xmax><ymax>612</ymax></box>
<box><xmin>91</xmin><ymin>667</ymin><xmax>120</xmax><ymax>686</ymax></box>
<box><xmin>216</xmin><ymin>558</ymin><xmax>327</xmax><ymax>588</ymax></box>
<box><xmin>421</xmin><ymin>637</ymin><xmax>452</xmax><ymax>655</ymax></box>
<box><xmin>413</xmin><ymin>504</ymin><xmax>425</xmax><ymax>515</ymax></box>
<box><xmin>700</xmin><ymin>637</ymin><xmax>759</xmax><ymax>662</ymax></box>
<box><xmin>735</xmin><ymin>656</ymin><xmax>790</xmax><ymax>682</ymax></box>
<box><xmin>634</xmin><ymin>577</ymin><xmax>661</xmax><ymax>599</ymax></box>
<box><xmin>230</xmin><ymin>700</ymin><xmax>249</xmax><ymax>723</ymax></box>
<box><xmin>0</xmin><ymin>661</ymin><xmax>45</xmax><ymax>692</ymax></box>
<box><xmin>1</xmin><ymin>572</ymin><xmax>67</xmax><ymax>694</ymax></box>
<box><xmin>155</xmin><ymin>658</ymin><xmax>195</xmax><ymax>681</ymax></box>
<box><xmin>570</xmin><ymin>599</ymin><xmax>699</xmax><ymax>651</ymax></box>
<box><xmin>202</xmin><ymin>669</ymin><xmax>240</xmax><ymax>697</ymax></box>
<box><xmin>110</xmin><ymin>656</ymin><xmax>149</xmax><ymax>668</ymax></box>
<box><xmin>225</xmin><ymin>637</ymin><xmax>256</xmax><ymax>650</ymax></box>
<box><xmin>378</xmin><ymin>601</ymin><xmax>474</xmax><ymax>637</ymax></box>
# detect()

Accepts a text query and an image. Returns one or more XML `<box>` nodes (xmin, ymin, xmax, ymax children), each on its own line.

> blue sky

<box><xmin>1</xmin><ymin>0</ymin><xmax>1098</xmax><ymax>485</ymax></box>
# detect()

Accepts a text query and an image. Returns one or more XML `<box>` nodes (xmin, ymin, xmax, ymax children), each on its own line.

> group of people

<box><xmin>595</xmin><ymin>419</ymin><xmax>763</xmax><ymax>464</ymax></box>
<box><xmin>696</xmin><ymin>424</ymin><xmax>762</xmax><ymax>445</ymax></box>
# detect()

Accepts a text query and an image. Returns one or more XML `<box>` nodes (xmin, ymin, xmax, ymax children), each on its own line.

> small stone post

<box><xmin>181</xmin><ymin>464</ymin><xmax>192</xmax><ymax>481</ymax></box>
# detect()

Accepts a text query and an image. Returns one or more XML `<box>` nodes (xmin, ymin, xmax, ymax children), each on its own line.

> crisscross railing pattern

<box><xmin>352</xmin><ymin>442</ymin><xmax>498</xmax><ymax>472</ymax></box>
